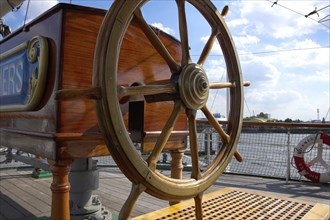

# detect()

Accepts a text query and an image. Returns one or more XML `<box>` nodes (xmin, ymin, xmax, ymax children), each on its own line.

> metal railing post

<box><xmin>286</xmin><ymin>128</ymin><xmax>291</xmax><ymax>183</ymax></box>
<box><xmin>206</xmin><ymin>131</ymin><xmax>211</xmax><ymax>165</ymax></box>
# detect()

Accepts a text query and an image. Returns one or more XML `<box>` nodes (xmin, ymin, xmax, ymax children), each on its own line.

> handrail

<box><xmin>196</xmin><ymin>120</ymin><xmax>330</xmax><ymax>129</ymax></box>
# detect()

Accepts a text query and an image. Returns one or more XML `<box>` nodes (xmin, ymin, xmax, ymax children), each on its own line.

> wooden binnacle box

<box><xmin>0</xmin><ymin>3</ymin><xmax>186</xmax><ymax>161</ymax></box>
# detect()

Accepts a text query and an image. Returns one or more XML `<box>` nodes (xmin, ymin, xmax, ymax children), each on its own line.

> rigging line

<box><xmin>304</xmin><ymin>5</ymin><xmax>330</xmax><ymax>18</ymax></box>
<box><xmin>237</xmin><ymin>46</ymin><xmax>330</xmax><ymax>56</ymax></box>
<box><xmin>271</xmin><ymin>0</ymin><xmax>278</xmax><ymax>8</ymax></box>
<box><xmin>315</xmin><ymin>5</ymin><xmax>330</xmax><ymax>13</ymax></box>
<box><xmin>320</xmin><ymin>18</ymin><xmax>330</xmax><ymax>23</ymax></box>
<box><xmin>210</xmin><ymin>69</ymin><xmax>225</xmax><ymax>113</ymax></box>
<box><xmin>22</xmin><ymin>0</ymin><xmax>30</xmax><ymax>32</ymax></box>
<box><xmin>244</xmin><ymin>98</ymin><xmax>252</xmax><ymax>117</ymax></box>
<box><xmin>266</xmin><ymin>0</ymin><xmax>330</xmax><ymax>29</ymax></box>
<box><xmin>324</xmin><ymin>108</ymin><xmax>330</xmax><ymax>120</ymax></box>
<box><xmin>319</xmin><ymin>15</ymin><xmax>330</xmax><ymax>23</ymax></box>
<box><xmin>190</xmin><ymin>46</ymin><xmax>330</xmax><ymax>57</ymax></box>
<box><xmin>305</xmin><ymin>5</ymin><xmax>330</xmax><ymax>23</ymax></box>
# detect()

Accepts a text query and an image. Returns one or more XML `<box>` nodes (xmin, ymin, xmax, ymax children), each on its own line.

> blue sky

<box><xmin>2</xmin><ymin>0</ymin><xmax>329</xmax><ymax>121</ymax></box>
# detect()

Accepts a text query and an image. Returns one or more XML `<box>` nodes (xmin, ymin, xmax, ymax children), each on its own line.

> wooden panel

<box><xmin>58</xmin><ymin>9</ymin><xmax>187</xmax><ymax>151</ymax></box>
<box><xmin>1</xmin><ymin>3</ymin><xmax>187</xmax><ymax>158</ymax></box>
<box><xmin>58</xmin><ymin>8</ymin><xmax>105</xmax><ymax>133</ymax></box>
<box><xmin>59</xmin><ymin>10</ymin><xmax>186</xmax><ymax>134</ymax></box>
<box><xmin>118</xmin><ymin>18</ymin><xmax>186</xmax><ymax>133</ymax></box>
<box><xmin>118</xmin><ymin>18</ymin><xmax>187</xmax><ymax>151</ymax></box>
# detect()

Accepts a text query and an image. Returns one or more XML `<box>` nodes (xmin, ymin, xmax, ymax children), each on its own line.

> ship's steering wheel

<box><xmin>93</xmin><ymin>1</ymin><xmax>244</xmax><ymax>218</ymax></box>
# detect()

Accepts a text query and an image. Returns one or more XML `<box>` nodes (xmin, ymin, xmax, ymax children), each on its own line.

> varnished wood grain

<box><xmin>58</xmin><ymin>11</ymin><xmax>187</xmax><ymax>151</ymax></box>
<box><xmin>118</xmin><ymin>18</ymin><xmax>187</xmax><ymax>151</ymax></box>
<box><xmin>58</xmin><ymin>8</ymin><xmax>186</xmax><ymax>131</ymax></box>
<box><xmin>58</xmin><ymin>9</ymin><xmax>105</xmax><ymax>134</ymax></box>
<box><xmin>1</xmin><ymin>3</ymin><xmax>186</xmax><ymax>158</ymax></box>
<box><xmin>55</xmin><ymin>87</ymin><xmax>102</xmax><ymax>101</ymax></box>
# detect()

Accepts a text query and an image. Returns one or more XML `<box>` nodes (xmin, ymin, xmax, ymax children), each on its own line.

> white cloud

<box><xmin>200</xmin><ymin>35</ymin><xmax>223</xmax><ymax>55</ymax></box>
<box><xmin>204</xmin><ymin>59</ymin><xmax>226</xmax><ymax>82</ymax></box>
<box><xmin>233</xmin><ymin>34</ymin><xmax>260</xmax><ymax>48</ymax></box>
<box><xmin>227</xmin><ymin>18</ymin><xmax>248</xmax><ymax>28</ymax></box>
<box><xmin>233</xmin><ymin>1</ymin><xmax>328</xmax><ymax>39</ymax></box>
<box><xmin>151</xmin><ymin>22</ymin><xmax>175</xmax><ymax>36</ymax></box>
<box><xmin>1</xmin><ymin>1</ymin><xmax>327</xmax><ymax>121</ymax></box>
<box><xmin>241</xmin><ymin>56</ymin><xmax>281</xmax><ymax>87</ymax></box>
<box><xmin>247</xmin><ymin>89</ymin><xmax>302</xmax><ymax>104</ymax></box>
<box><xmin>200</xmin><ymin>12</ymin><xmax>328</xmax><ymax>121</ymax></box>
<box><xmin>216</xmin><ymin>1</ymin><xmax>329</xmax><ymax>120</ymax></box>
<box><xmin>244</xmin><ymin>89</ymin><xmax>307</xmax><ymax>119</ymax></box>
<box><xmin>260</xmin><ymin>39</ymin><xmax>329</xmax><ymax>70</ymax></box>
<box><xmin>294</xmin><ymin>39</ymin><xmax>319</xmax><ymax>49</ymax></box>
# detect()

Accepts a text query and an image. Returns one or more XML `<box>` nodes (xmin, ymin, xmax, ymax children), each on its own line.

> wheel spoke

<box><xmin>119</xmin><ymin>184</ymin><xmax>146</xmax><ymax>219</ymax></box>
<box><xmin>187</xmin><ymin>109</ymin><xmax>201</xmax><ymax>180</ymax></box>
<box><xmin>209</xmin><ymin>82</ymin><xmax>235</xmax><ymax>89</ymax></box>
<box><xmin>194</xmin><ymin>193</ymin><xmax>203</xmax><ymax>219</ymax></box>
<box><xmin>201</xmin><ymin>106</ymin><xmax>229</xmax><ymax>144</ymax></box>
<box><xmin>197</xmin><ymin>28</ymin><xmax>218</xmax><ymax>66</ymax></box>
<box><xmin>176</xmin><ymin>0</ymin><xmax>191</xmax><ymax>66</ymax></box>
<box><xmin>117</xmin><ymin>83</ymin><xmax>176</xmax><ymax>100</ymax></box>
<box><xmin>234</xmin><ymin>151</ymin><xmax>243</xmax><ymax>162</ymax></box>
<box><xmin>209</xmin><ymin>81</ymin><xmax>251</xmax><ymax>89</ymax></box>
<box><xmin>221</xmin><ymin>5</ymin><xmax>230</xmax><ymax>17</ymax></box>
<box><xmin>147</xmin><ymin>101</ymin><xmax>184</xmax><ymax>171</ymax></box>
<box><xmin>134</xmin><ymin>9</ymin><xmax>180</xmax><ymax>73</ymax></box>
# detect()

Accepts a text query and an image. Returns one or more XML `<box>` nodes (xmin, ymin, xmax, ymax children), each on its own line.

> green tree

<box><xmin>258</xmin><ymin>112</ymin><xmax>265</xmax><ymax>118</ymax></box>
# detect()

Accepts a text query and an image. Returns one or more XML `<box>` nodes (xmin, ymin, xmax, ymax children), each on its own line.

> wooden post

<box><xmin>50</xmin><ymin>159</ymin><xmax>72</xmax><ymax>220</ymax></box>
<box><xmin>169</xmin><ymin>149</ymin><xmax>185</xmax><ymax>206</ymax></box>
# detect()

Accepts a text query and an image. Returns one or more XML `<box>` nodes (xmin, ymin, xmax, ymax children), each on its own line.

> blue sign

<box><xmin>0</xmin><ymin>36</ymin><xmax>48</xmax><ymax>112</ymax></box>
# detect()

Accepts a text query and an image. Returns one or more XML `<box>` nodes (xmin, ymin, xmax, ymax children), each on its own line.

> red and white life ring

<box><xmin>293</xmin><ymin>132</ymin><xmax>330</xmax><ymax>183</ymax></box>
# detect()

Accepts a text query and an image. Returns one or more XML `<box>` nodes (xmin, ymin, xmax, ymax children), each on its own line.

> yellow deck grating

<box><xmin>133</xmin><ymin>188</ymin><xmax>330</xmax><ymax>220</ymax></box>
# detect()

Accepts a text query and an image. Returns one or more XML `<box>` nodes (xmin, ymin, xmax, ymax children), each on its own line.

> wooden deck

<box><xmin>0</xmin><ymin>166</ymin><xmax>329</xmax><ymax>219</ymax></box>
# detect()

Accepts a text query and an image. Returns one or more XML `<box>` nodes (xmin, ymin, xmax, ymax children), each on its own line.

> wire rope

<box><xmin>266</xmin><ymin>0</ymin><xmax>330</xmax><ymax>29</ymax></box>
<box><xmin>190</xmin><ymin>46</ymin><xmax>330</xmax><ymax>58</ymax></box>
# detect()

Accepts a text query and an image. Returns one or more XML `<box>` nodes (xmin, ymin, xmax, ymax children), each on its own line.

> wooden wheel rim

<box><xmin>93</xmin><ymin>0</ymin><xmax>243</xmax><ymax>201</ymax></box>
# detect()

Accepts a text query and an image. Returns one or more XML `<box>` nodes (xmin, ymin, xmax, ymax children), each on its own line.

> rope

<box><xmin>291</xmin><ymin>132</ymin><xmax>320</xmax><ymax>169</ymax></box>
<box><xmin>22</xmin><ymin>0</ymin><xmax>30</xmax><ymax>31</ymax></box>
<box><xmin>210</xmin><ymin>69</ymin><xmax>225</xmax><ymax>113</ymax></box>
<box><xmin>267</xmin><ymin>0</ymin><xmax>330</xmax><ymax>29</ymax></box>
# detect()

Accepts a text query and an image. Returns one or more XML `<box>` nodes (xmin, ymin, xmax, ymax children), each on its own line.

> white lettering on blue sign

<box><xmin>0</xmin><ymin>58</ymin><xmax>23</xmax><ymax>96</ymax></box>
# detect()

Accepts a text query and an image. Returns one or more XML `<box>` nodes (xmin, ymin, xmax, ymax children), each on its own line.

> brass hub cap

<box><xmin>178</xmin><ymin>64</ymin><xmax>209</xmax><ymax>110</ymax></box>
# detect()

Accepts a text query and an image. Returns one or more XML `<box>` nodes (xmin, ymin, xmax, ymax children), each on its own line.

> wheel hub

<box><xmin>178</xmin><ymin>64</ymin><xmax>209</xmax><ymax>110</ymax></box>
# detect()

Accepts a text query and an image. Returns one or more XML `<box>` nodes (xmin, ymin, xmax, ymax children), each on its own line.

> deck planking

<box><xmin>0</xmin><ymin>166</ymin><xmax>329</xmax><ymax>219</ymax></box>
